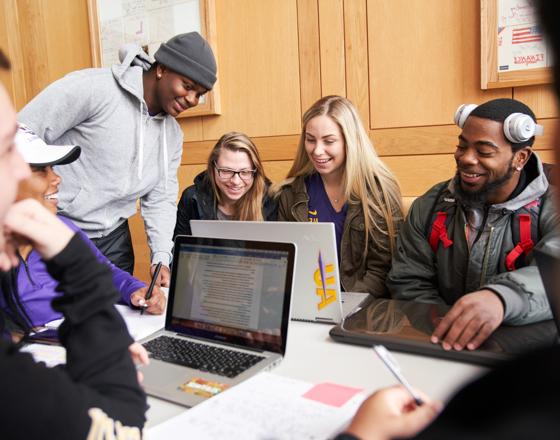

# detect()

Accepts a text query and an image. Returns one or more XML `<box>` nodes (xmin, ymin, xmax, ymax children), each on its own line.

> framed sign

<box><xmin>481</xmin><ymin>0</ymin><xmax>552</xmax><ymax>89</ymax></box>
<box><xmin>87</xmin><ymin>0</ymin><xmax>220</xmax><ymax>117</ymax></box>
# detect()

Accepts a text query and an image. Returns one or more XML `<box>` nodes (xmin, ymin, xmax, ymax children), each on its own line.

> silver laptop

<box><xmin>190</xmin><ymin>220</ymin><xmax>368</xmax><ymax>324</ymax></box>
<box><xmin>139</xmin><ymin>236</ymin><xmax>296</xmax><ymax>407</ymax></box>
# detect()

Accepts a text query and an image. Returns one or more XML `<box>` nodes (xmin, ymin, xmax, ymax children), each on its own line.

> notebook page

<box><xmin>146</xmin><ymin>372</ymin><xmax>365</xmax><ymax>440</ymax></box>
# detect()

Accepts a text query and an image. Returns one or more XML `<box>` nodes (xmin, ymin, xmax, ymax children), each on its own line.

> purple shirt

<box><xmin>1</xmin><ymin>215</ymin><xmax>145</xmax><ymax>327</ymax></box>
<box><xmin>305</xmin><ymin>173</ymin><xmax>348</xmax><ymax>259</ymax></box>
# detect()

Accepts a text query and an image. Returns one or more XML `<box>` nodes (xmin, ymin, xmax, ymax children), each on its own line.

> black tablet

<box><xmin>330</xmin><ymin>297</ymin><xmax>558</xmax><ymax>367</ymax></box>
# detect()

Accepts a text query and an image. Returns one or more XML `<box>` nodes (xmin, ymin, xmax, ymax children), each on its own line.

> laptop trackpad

<box><xmin>142</xmin><ymin>360</ymin><xmax>232</xmax><ymax>406</ymax></box>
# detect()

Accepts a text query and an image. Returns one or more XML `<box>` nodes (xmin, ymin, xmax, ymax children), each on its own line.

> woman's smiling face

<box><xmin>18</xmin><ymin>166</ymin><xmax>61</xmax><ymax>214</ymax></box>
<box><xmin>304</xmin><ymin>115</ymin><xmax>346</xmax><ymax>178</ymax></box>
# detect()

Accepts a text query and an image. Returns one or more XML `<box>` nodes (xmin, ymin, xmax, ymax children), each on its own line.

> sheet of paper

<box><xmin>20</xmin><ymin>344</ymin><xmax>66</xmax><ymax>367</ymax></box>
<box><xmin>115</xmin><ymin>304</ymin><xmax>165</xmax><ymax>341</ymax></box>
<box><xmin>23</xmin><ymin>304</ymin><xmax>165</xmax><ymax>368</ymax></box>
<box><xmin>146</xmin><ymin>372</ymin><xmax>365</xmax><ymax>440</ymax></box>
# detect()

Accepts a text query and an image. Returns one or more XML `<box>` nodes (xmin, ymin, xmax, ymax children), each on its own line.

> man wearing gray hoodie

<box><xmin>18</xmin><ymin>32</ymin><xmax>217</xmax><ymax>285</ymax></box>
<box><xmin>387</xmin><ymin>98</ymin><xmax>559</xmax><ymax>353</ymax></box>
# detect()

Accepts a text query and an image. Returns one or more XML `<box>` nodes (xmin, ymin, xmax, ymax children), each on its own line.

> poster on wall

<box><xmin>497</xmin><ymin>0</ymin><xmax>550</xmax><ymax>72</ymax></box>
<box><xmin>481</xmin><ymin>0</ymin><xmax>552</xmax><ymax>89</ymax></box>
<box><xmin>96</xmin><ymin>0</ymin><xmax>201</xmax><ymax>67</ymax></box>
<box><xmin>88</xmin><ymin>0</ymin><xmax>220</xmax><ymax>116</ymax></box>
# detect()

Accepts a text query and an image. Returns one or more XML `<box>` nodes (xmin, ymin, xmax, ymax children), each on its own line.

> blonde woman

<box><xmin>274</xmin><ymin>95</ymin><xmax>403</xmax><ymax>296</ymax></box>
<box><xmin>174</xmin><ymin>132</ymin><xmax>277</xmax><ymax>236</ymax></box>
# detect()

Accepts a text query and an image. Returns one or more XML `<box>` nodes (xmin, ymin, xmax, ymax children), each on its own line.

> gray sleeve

<box><xmin>18</xmin><ymin>71</ymin><xmax>93</xmax><ymax>142</ymax></box>
<box><xmin>386</xmin><ymin>197</ymin><xmax>445</xmax><ymax>304</ymax></box>
<box><xmin>483</xmin><ymin>193</ymin><xmax>560</xmax><ymax>325</ymax></box>
<box><xmin>140</xmin><ymin>123</ymin><xmax>182</xmax><ymax>266</ymax></box>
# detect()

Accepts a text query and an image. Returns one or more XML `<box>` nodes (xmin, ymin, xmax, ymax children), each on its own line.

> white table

<box><xmin>145</xmin><ymin>320</ymin><xmax>486</xmax><ymax>429</ymax></box>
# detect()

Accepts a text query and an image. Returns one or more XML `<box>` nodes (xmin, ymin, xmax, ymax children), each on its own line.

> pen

<box><xmin>141</xmin><ymin>262</ymin><xmax>162</xmax><ymax>315</ymax></box>
<box><xmin>373</xmin><ymin>345</ymin><xmax>424</xmax><ymax>406</ymax></box>
<box><xmin>318</xmin><ymin>251</ymin><xmax>327</xmax><ymax>298</ymax></box>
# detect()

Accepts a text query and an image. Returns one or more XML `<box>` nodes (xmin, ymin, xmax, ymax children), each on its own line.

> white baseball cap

<box><xmin>15</xmin><ymin>123</ymin><xmax>81</xmax><ymax>166</ymax></box>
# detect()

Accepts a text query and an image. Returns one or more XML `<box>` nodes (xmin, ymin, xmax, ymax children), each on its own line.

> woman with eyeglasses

<box><xmin>174</xmin><ymin>132</ymin><xmax>277</xmax><ymax>237</ymax></box>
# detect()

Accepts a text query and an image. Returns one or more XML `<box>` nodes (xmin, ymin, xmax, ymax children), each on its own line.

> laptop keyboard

<box><xmin>143</xmin><ymin>335</ymin><xmax>266</xmax><ymax>378</ymax></box>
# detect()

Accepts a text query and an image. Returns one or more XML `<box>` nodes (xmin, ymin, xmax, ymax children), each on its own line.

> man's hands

<box><xmin>151</xmin><ymin>263</ymin><xmax>170</xmax><ymax>287</ymax></box>
<box><xmin>345</xmin><ymin>386</ymin><xmax>442</xmax><ymax>440</ymax></box>
<box><xmin>431</xmin><ymin>289</ymin><xmax>504</xmax><ymax>351</ymax></box>
<box><xmin>130</xmin><ymin>285</ymin><xmax>167</xmax><ymax>314</ymax></box>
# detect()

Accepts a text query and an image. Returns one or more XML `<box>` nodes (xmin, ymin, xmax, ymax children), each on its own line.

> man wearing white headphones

<box><xmin>387</xmin><ymin>98</ymin><xmax>559</xmax><ymax>352</ymax></box>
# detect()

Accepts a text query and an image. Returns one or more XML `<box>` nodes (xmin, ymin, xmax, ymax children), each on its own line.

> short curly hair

<box><xmin>469</xmin><ymin>98</ymin><xmax>537</xmax><ymax>151</ymax></box>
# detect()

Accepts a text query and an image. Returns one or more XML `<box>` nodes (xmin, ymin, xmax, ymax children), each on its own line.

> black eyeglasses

<box><xmin>213</xmin><ymin>161</ymin><xmax>257</xmax><ymax>181</ymax></box>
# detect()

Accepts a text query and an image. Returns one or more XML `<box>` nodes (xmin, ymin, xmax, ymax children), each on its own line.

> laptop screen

<box><xmin>167</xmin><ymin>237</ymin><xmax>295</xmax><ymax>354</ymax></box>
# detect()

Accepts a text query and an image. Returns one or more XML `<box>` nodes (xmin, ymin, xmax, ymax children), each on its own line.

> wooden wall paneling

<box><xmin>42</xmin><ymin>0</ymin><xmax>92</xmax><ymax>83</ymax></box>
<box><xmin>178</xmin><ymin>163</ymin><xmax>209</xmax><ymax>192</ymax></box>
<box><xmin>0</xmin><ymin>0</ymin><xmax>28</xmax><ymax>110</ymax></box>
<box><xmin>129</xmin><ymin>211</ymin><xmax>151</xmax><ymax>283</ymax></box>
<box><xmin>367</xmin><ymin>0</ymin><xmax>510</xmax><ymax>129</ymax></box>
<box><xmin>343</xmin><ymin>0</ymin><xmax>369</xmax><ymax>126</ymax></box>
<box><xmin>536</xmin><ymin>150</ymin><xmax>555</xmax><ymax>164</ymax></box>
<box><xmin>383</xmin><ymin>153</ymin><xmax>457</xmax><ymax>197</ymax></box>
<box><xmin>317</xmin><ymin>0</ymin><xmax>346</xmax><ymax>97</ymax></box>
<box><xmin>16</xmin><ymin>0</ymin><xmax>51</xmax><ymax>101</ymax></box>
<box><xmin>297</xmin><ymin>0</ymin><xmax>322</xmax><ymax>114</ymax></box>
<box><xmin>372</xmin><ymin>125</ymin><xmax>460</xmax><ymax>157</ymax></box>
<box><xmin>372</xmin><ymin>118</ymin><xmax>557</xmax><ymax>157</ymax></box>
<box><xmin>180</xmin><ymin>117</ymin><xmax>204</xmax><ymax>143</ymax></box>
<box><xmin>514</xmin><ymin>85</ymin><xmax>559</xmax><ymax>119</ymax></box>
<box><xmin>202</xmin><ymin>0</ymin><xmax>301</xmax><ymax>139</ymax></box>
<box><xmin>263</xmin><ymin>160</ymin><xmax>295</xmax><ymax>182</ymax></box>
<box><xmin>181</xmin><ymin>135</ymin><xmax>300</xmax><ymax>165</ymax></box>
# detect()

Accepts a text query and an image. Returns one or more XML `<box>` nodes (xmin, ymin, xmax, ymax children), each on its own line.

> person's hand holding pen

<box><xmin>344</xmin><ymin>386</ymin><xmax>441</xmax><ymax>440</ymax></box>
<box><xmin>151</xmin><ymin>263</ymin><xmax>170</xmax><ymax>287</ymax></box>
<box><xmin>131</xmin><ymin>262</ymin><xmax>167</xmax><ymax>315</ymax></box>
<box><xmin>342</xmin><ymin>345</ymin><xmax>442</xmax><ymax>440</ymax></box>
<box><xmin>130</xmin><ymin>284</ymin><xmax>166</xmax><ymax>315</ymax></box>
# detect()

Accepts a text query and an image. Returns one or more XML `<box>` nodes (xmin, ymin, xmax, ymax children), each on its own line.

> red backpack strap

<box><xmin>429</xmin><ymin>212</ymin><xmax>454</xmax><ymax>252</ymax></box>
<box><xmin>505</xmin><ymin>213</ymin><xmax>534</xmax><ymax>271</ymax></box>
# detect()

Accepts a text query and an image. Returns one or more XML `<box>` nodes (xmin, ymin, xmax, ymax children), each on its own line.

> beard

<box><xmin>453</xmin><ymin>158</ymin><xmax>515</xmax><ymax>206</ymax></box>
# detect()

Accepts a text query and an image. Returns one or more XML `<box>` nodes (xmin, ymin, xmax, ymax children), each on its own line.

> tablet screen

<box><xmin>332</xmin><ymin>298</ymin><xmax>558</xmax><ymax>366</ymax></box>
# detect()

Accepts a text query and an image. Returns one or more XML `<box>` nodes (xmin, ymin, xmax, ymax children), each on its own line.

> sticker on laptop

<box><xmin>179</xmin><ymin>378</ymin><xmax>229</xmax><ymax>398</ymax></box>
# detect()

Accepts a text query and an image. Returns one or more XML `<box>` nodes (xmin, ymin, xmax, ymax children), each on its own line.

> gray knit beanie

<box><xmin>154</xmin><ymin>32</ymin><xmax>217</xmax><ymax>90</ymax></box>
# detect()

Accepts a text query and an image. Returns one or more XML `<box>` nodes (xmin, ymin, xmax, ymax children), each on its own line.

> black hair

<box><xmin>469</xmin><ymin>98</ymin><xmax>537</xmax><ymax>151</ymax></box>
<box><xmin>536</xmin><ymin>1</ymin><xmax>560</xmax><ymax>100</ymax></box>
<box><xmin>0</xmin><ymin>265</ymin><xmax>34</xmax><ymax>343</ymax></box>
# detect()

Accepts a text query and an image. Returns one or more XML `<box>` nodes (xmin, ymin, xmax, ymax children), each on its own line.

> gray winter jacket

<box><xmin>18</xmin><ymin>47</ymin><xmax>183</xmax><ymax>266</ymax></box>
<box><xmin>387</xmin><ymin>154</ymin><xmax>560</xmax><ymax>325</ymax></box>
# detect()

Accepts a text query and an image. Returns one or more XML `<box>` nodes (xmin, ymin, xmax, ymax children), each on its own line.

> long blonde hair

<box><xmin>207</xmin><ymin>132</ymin><xmax>267</xmax><ymax>221</ymax></box>
<box><xmin>273</xmin><ymin>95</ymin><xmax>403</xmax><ymax>256</ymax></box>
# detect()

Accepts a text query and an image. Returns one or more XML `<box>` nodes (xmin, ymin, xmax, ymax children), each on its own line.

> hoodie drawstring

<box><xmin>137</xmin><ymin>105</ymin><xmax>168</xmax><ymax>187</ymax></box>
<box><xmin>162</xmin><ymin>118</ymin><xmax>168</xmax><ymax>190</ymax></box>
<box><xmin>138</xmin><ymin>102</ymin><xmax>144</xmax><ymax>180</ymax></box>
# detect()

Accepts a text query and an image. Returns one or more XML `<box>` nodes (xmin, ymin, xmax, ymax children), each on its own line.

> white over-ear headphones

<box><xmin>454</xmin><ymin>104</ymin><xmax>544</xmax><ymax>143</ymax></box>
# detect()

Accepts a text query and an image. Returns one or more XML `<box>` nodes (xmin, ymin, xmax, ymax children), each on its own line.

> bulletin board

<box><xmin>87</xmin><ymin>0</ymin><xmax>220</xmax><ymax>117</ymax></box>
<box><xmin>481</xmin><ymin>0</ymin><xmax>552</xmax><ymax>89</ymax></box>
